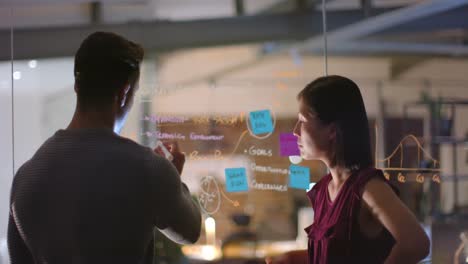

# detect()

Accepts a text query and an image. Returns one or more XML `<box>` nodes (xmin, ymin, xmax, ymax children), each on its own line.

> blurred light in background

<box><xmin>28</xmin><ymin>60</ymin><xmax>37</xmax><ymax>69</ymax></box>
<box><xmin>13</xmin><ymin>71</ymin><xmax>21</xmax><ymax>80</ymax></box>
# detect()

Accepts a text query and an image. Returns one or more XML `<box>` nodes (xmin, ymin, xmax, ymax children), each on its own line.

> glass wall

<box><xmin>2</xmin><ymin>1</ymin><xmax>468</xmax><ymax>264</ymax></box>
<box><xmin>0</xmin><ymin>8</ymin><xmax>12</xmax><ymax>263</ymax></box>
<box><xmin>148</xmin><ymin>51</ymin><xmax>328</xmax><ymax>249</ymax></box>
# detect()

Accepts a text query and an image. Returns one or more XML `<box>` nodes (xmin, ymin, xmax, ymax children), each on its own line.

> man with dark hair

<box><xmin>7</xmin><ymin>32</ymin><xmax>201</xmax><ymax>264</ymax></box>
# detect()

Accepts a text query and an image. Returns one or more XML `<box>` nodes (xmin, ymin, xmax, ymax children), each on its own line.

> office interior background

<box><xmin>1</xmin><ymin>0</ymin><xmax>468</xmax><ymax>263</ymax></box>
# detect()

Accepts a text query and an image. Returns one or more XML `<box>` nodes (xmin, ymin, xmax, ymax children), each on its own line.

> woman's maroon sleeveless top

<box><xmin>305</xmin><ymin>168</ymin><xmax>396</xmax><ymax>264</ymax></box>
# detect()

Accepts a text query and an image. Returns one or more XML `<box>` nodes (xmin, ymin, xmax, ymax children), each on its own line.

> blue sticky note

<box><xmin>289</xmin><ymin>165</ymin><xmax>310</xmax><ymax>190</ymax></box>
<box><xmin>249</xmin><ymin>110</ymin><xmax>274</xmax><ymax>135</ymax></box>
<box><xmin>225</xmin><ymin>168</ymin><xmax>249</xmax><ymax>192</ymax></box>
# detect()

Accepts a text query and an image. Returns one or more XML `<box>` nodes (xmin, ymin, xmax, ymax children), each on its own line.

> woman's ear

<box><xmin>328</xmin><ymin>123</ymin><xmax>337</xmax><ymax>141</ymax></box>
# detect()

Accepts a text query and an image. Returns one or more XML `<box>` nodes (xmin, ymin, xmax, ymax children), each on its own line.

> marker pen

<box><xmin>155</xmin><ymin>140</ymin><xmax>173</xmax><ymax>161</ymax></box>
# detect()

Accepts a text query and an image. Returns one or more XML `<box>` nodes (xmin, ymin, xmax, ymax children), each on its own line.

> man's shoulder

<box><xmin>112</xmin><ymin>135</ymin><xmax>148</xmax><ymax>153</ymax></box>
<box><xmin>29</xmin><ymin>131</ymin><xmax>155</xmax><ymax>168</ymax></box>
<box><xmin>112</xmin><ymin>137</ymin><xmax>174</xmax><ymax>170</ymax></box>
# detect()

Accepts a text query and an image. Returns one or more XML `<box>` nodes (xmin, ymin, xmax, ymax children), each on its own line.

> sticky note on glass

<box><xmin>225</xmin><ymin>168</ymin><xmax>249</xmax><ymax>192</ymax></box>
<box><xmin>289</xmin><ymin>165</ymin><xmax>310</xmax><ymax>190</ymax></box>
<box><xmin>280</xmin><ymin>133</ymin><xmax>300</xmax><ymax>156</ymax></box>
<box><xmin>249</xmin><ymin>110</ymin><xmax>274</xmax><ymax>135</ymax></box>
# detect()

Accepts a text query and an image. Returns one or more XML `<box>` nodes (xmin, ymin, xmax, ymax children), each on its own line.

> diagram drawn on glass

<box><xmin>374</xmin><ymin>125</ymin><xmax>441</xmax><ymax>184</ymax></box>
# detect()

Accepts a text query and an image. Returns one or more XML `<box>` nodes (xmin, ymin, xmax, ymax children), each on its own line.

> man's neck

<box><xmin>67</xmin><ymin>107</ymin><xmax>115</xmax><ymax>131</ymax></box>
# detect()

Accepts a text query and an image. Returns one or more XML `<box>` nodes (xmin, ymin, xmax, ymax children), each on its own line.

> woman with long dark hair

<box><xmin>269</xmin><ymin>75</ymin><xmax>430</xmax><ymax>264</ymax></box>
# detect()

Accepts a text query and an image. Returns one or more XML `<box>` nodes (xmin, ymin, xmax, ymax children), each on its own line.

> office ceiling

<box><xmin>0</xmin><ymin>0</ymin><xmax>467</xmax><ymax>59</ymax></box>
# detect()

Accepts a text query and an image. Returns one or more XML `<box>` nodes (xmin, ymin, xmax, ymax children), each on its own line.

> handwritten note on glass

<box><xmin>289</xmin><ymin>165</ymin><xmax>310</xmax><ymax>190</ymax></box>
<box><xmin>225</xmin><ymin>168</ymin><xmax>249</xmax><ymax>193</ymax></box>
<box><xmin>249</xmin><ymin>109</ymin><xmax>274</xmax><ymax>135</ymax></box>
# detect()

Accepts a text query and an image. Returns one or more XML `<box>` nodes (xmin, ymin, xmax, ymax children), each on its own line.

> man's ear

<box><xmin>74</xmin><ymin>84</ymin><xmax>78</xmax><ymax>93</ymax></box>
<box><xmin>118</xmin><ymin>83</ymin><xmax>132</xmax><ymax>107</ymax></box>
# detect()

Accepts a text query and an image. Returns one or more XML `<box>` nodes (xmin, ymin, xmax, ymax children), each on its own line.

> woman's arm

<box><xmin>362</xmin><ymin>178</ymin><xmax>430</xmax><ymax>264</ymax></box>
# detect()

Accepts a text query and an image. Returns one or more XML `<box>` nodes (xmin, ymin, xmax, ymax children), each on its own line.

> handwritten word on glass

<box><xmin>225</xmin><ymin>168</ymin><xmax>248</xmax><ymax>193</ymax></box>
<box><xmin>251</xmin><ymin>179</ymin><xmax>288</xmax><ymax>192</ymax></box>
<box><xmin>289</xmin><ymin>165</ymin><xmax>310</xmax><ymax>190</ymax></box>
<box><xmin>192</xmin><ymin>114</ymin><xmax>244</xmax><ymax>126</ymax></box>
<box><xmin>142</xmin><ymin>131</ymin><xmax>186</xmax><ymax>140</ymax></box>
<box><xmin>189</xmin><ymin>133</ymin><xmax>224</xmax><ymax>141</ymax></box>
<box><xmin>143</xmin><ymin>115</ymin><xmax>189</xmax><ymax>124</ymax></box>
<box><xmin>244</xmin><ymin>146</ymin><xmax>273</xmax><ymax>157</ymax></box>
<box><xmin>249</xmin><ymin>110</ymin><xmax>274</xmax><ymax>135</ymax></box>
<box><xmin>188</xmin><ymin>150</ymin><xmax>224</xmax><ymax>161</ymax></box>
<box><xmin>279</xmin><ymin>133</ymin><xmax>300</xmax><ymax>156</ymax></box>
<box><xmin>250</xmin><ymin>162</ymin><xmax>289</xmax><ymax>175</ymax></box>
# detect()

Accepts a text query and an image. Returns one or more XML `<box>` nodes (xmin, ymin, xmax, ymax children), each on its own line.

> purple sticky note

<box><xmin>280</xmin><ymin>133</ymin><xmax>300</xmax><ymax>156</ymax></box>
